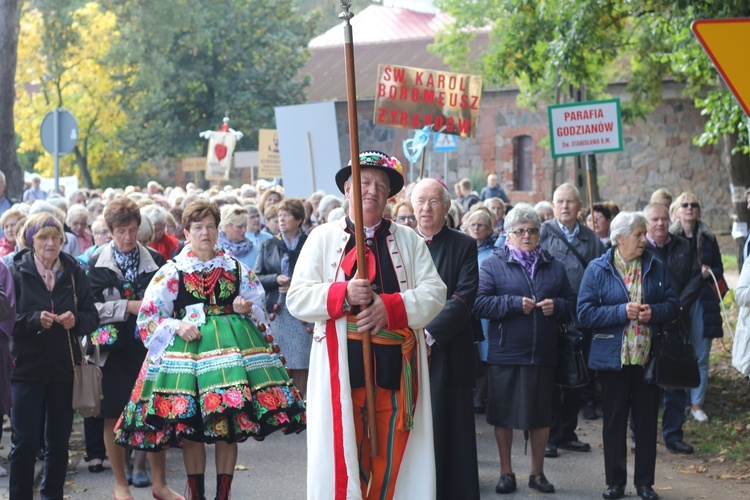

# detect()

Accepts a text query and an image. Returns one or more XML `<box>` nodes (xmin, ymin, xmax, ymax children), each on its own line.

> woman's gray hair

<box><xmin>66</xmin><ymin>204</ymin><xmax>90</xmax><ymax>227</ymax></box>
<box><xmin>141</xmin><ymin>204</ymin><xmax>168</xmax><ymax>226</ymax></box>
<box><xmin>610</xmin><ymin>211</ymin><xmax>648</xmax><ymax>246</ymax></box>
<box><xmin>504</xmin><ymin>203</ymin><xmax>541</xmax><ymax>233</ymax></box>
<box><xmin>318</xmin><ymin>194</ymin><xmax>342</xmax><ymax>220</ymax></box>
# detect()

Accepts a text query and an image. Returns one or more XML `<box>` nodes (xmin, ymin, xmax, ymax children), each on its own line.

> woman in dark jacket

<box><xmin>474</xmin><ymin>203</ymin><xmax>576</xmax><ymax>495</ymax></box>
<box><xmin>254</xmin><ymin>198</ymin><xmax>311</xmax><ymax>396</ymax></box>
<box><xmin>669</xmin><ymin>192</ymin><xmax>722</xmax><ymax>423</ymax></box>
<box><xmin>87</xmin><ymin>197</ymin><xmax>182</xmax><ymax>500</ymax></box>
<box><xmin>578</xmin><ymin>211</ymin><xmax>678</xmax><ymax>500</ymax></box>
<box><xmin>9</xmin><ymin>212</ymin><xmax>99</xmax><ymax>499</ymax></box>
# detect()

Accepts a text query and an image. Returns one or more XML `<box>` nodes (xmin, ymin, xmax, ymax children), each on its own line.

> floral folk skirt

<box><xmin>114</xmin><ymin>313</ymin><xmax>306</xmax><ymax>450</ymax></box>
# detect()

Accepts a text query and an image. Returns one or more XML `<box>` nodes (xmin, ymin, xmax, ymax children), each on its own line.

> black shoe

<box><xmin>582</xmin><ymin>402</ymin><xmax>599</xmax><ymax>420</ymax></box>
<box><xmin>602</xmin><ymin>485</ymin><xmax>625</xmax><ymax>499</ymax></box>
<box><xmin>558</xmin><ymin>439</ymin><xmax>591</xmax><ymax>452</ymax></box>
<box><xmin>87</xmin><ymin>463</ymin><xmax>106</xmax><ymax>473</ymax></box>
<box><xmin>666</xmin><ymin>440</ymin><xmax>694</xmax><ymax>454</ymax></box>
<box><xmin>528</xmin><ymin>472</ymin><xmax>555</xmax><ymax>493</ymax></box>
<box><xmin>545</xmin><ymin>443</ymin><xmax>558</xmax><ymax>458</ymax></box>
<box><xmin>495</xmin><ymin>472</ymin><xmax>517</xmax><ymax>494</ymax></box>
<box><xmin>474</xmin><ymin>405</ymin><xmax>486</xmax><ymax>414</ymax></box>
<box><xmin>636</xmin><ymin>485</ymin><xmax>660</xmax><ymax>500</ymax></box>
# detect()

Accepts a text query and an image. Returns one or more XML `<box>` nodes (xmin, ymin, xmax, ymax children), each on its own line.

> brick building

<box><xmin>300</xmin><ymin>4</ymin><xmax>732</xmax><ymax>230</ymax></box>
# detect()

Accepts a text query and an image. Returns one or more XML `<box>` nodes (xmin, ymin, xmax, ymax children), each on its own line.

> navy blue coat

<box><xmin>577</xmin><ymin>248</ymin><xmax>679</xmax><ymax>371</ymax></box>
<box><xmin>474</xmin><ymin>247</ymin><xmax>576</xmax><ymax>367</ymax></box>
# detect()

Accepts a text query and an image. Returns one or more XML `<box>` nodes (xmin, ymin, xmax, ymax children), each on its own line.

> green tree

<box><xmin>15</xmin><ymin>0</ymin><xmax>130</xmax><ymax>189</ymax></box>
<box><xmin>106</xmin><ymin>0</ymin><xmax>318</xmax><ymax>167</ymax></box>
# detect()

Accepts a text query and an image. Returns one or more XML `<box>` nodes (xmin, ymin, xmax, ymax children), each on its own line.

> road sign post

<box><xmin>40</xmin><ymin>109</ymin><xmax>78</xmax><ymax>194</ymax></box>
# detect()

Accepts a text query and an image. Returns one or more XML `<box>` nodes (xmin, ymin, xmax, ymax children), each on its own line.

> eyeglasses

<box><xmin>395</xmin><ymin>215</ymin><xmax>416</xmax><ymax>223</ymax></box>
<box><xmin>94</xmin><ymin>230</ymin><xmax>110</xmax><ymax>236</ymax></box>
<box><xmin>509</xmin><ymin>227</ymin><xmax>540</xmax><ymax>236</ymax></box>
<box><xmin>681</xmin><ymin>202</ymin><xmax>699</xmax><ymax>209</ymax></box>
<box><xmin>413</xmin><ymin>199</ymin><xmax>442</xmax><ymax>208</ymax></box>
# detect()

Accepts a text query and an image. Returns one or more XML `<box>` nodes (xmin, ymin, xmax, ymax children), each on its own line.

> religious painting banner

<box><xmin>205</xmin><ymin>130</ymin><xmax>237</xmax><ymax>180</ymax></box>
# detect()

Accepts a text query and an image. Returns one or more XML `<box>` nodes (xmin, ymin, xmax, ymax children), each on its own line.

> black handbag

<box><xmin>643</xmin><ymin>321</ymin><xmax>700</xmax><ymax>389</ymax></box>
<box><xmin>555</xmin><ymin>321</ymin><xmax>590</xmax><ymax>388</ymax></box>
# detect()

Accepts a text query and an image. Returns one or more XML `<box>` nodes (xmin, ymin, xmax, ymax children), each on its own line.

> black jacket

<box><xmin>254</xmin><ymin>233</ymin><xmax>308</xmax><ymax>312</ymax></box>
<box><xmin>646</xmin><ymin>235</ymin><xmax>702</xmax><ymax>317</ymax></box>
<box><xmin>423</xmin><ymin>226</ymin><xmax>479</xmax><ymax>388</ymax></box>
<box><xmin>9</xmin><ymin>249</ymin><xmax>99</xmax><ymax>382</ymax></box>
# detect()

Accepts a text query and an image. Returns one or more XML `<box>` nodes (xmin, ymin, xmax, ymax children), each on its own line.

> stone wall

<box><xmin>333</xmin><ymin>82</ymin><xmax>732</xmax><ymax>231</ymax></box>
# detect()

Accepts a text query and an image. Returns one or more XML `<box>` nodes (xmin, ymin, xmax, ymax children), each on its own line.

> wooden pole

<box><xmin>339</xmin><ymin>0</ymin><xmax>378</xmax><ymax>457</ymax></box>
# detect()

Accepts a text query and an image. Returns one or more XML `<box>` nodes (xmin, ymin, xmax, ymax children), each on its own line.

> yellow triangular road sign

<box><xmin>692</xmin><ymin>19</ymin><xmax>750</xmax><ymax>116</ymax></box>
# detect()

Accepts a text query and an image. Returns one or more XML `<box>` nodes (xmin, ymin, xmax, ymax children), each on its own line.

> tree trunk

<box><xmin>723</xmin><ymin>130</ymin><xmax>750</xmax><ymax>266</ymax></box>
<box><xmin>0</xmin><ymin>0</ymin><xmax>22</xmax><ymax>198</ymax></box>
<box><xmin>73</xmin><ymin>145</ymin><xmax>94</xmax><ymax>189</ymax></box>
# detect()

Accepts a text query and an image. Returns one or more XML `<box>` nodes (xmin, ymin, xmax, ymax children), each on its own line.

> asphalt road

<box><xmin>2</xmin><ymin>409</ymin><xmax>745</xmax><ymax>499</ymax></box>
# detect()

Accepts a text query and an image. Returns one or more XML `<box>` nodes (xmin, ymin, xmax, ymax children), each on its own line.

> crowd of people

<box><xmin>0</xmin><ymin>158</ymin><xmax>729</xmax><ymax>499</ymax></box>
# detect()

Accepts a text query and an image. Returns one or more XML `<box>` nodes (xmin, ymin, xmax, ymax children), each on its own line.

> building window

<box><xmin>513</xmin><ymin>135</ymin><xmax>533</xmax><ymax>191</ymax></box>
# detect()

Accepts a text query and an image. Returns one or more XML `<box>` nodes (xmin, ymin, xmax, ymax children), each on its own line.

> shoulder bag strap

<box><xmin>548</xmin><ymin>222</ymin><xmax>589</xmax><ymax>269</ymax></box>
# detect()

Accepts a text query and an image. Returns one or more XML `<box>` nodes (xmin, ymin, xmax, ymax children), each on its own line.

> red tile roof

<box><xmin>303</xmin><ymin>5</ymin><xmax>488</xmax><ymax>102</ymax></box>
<box><xmin>310</xmin><ymin>4</ymin><xmax>452</xmax><ymax>48</ymax></box>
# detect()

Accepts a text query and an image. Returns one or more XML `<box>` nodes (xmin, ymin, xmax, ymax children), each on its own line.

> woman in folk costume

<box><xmin>115</xmin><ymin>200</ymin><xmax>305</xmax><ymax>500</ymax></box>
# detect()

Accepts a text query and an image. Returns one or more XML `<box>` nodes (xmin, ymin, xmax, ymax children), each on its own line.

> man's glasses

<box><xmin>395</xmin><ymin>215</ymin><xmax>416</xmax><ymax>223</ymax></box>
<box><xmin>509</xmin><ymin>228</ymin><xmax>540</xmax><ymax>236</ymax></box>
<box><xmin>413</xmin><ymin>199</ymin><xmax>442</xmax><ymax>208</ymax></box>
<box><xmin>681</xmin><ymin>202</ymin><xmax>699</xmax><ymax>209</ymax></box>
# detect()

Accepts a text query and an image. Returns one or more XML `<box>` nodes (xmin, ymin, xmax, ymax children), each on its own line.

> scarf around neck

<box><xmin>506</xmin><ymin>239</ymin><xmax>542</xmax><ymax>278</ymax></box>
<box><xmin>218</xmin><ymin>231</ymin><xmax>253</xmax><ymax>258</ymax></box>
<box><xmin>112</xmin><ymin>243</ymin><xmax>140</xmax><ymax>282</ymax></box>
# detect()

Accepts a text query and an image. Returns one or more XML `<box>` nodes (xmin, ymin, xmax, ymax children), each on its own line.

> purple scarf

<box><xmin>506</xmin><ymin>239</ymin><xmax>542</xmax><ymax>278</ymax></box>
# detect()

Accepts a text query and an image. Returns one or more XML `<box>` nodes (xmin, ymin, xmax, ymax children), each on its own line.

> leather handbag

<box><xmin>555</xmin><ymin>321</ymin><xmax>590</xmax><ymax>388</ymax></box>
<box><xmin>644</xmin><ymin>322</ymin><xmax>700</xmax><ymax>389</ymax></box>
<box><xmin>70</xmin><ymin>336</ymin><xmax>103</xmax><ymax>418</ymax></box>
<box><xmin>67</xmin><ymin>271</ymin><xmax>103</xmax><ymax>417</ymax></box>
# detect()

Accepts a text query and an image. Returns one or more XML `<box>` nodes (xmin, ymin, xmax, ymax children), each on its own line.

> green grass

<box><xmin>723</xmin><ymin>253</ymin><xmax>738</xmax><ymax>272</ymax></box>
<box><xmin>682</xmin><ymin>348</ymin><xmax>750</xmax><ymax>469</ymax></box>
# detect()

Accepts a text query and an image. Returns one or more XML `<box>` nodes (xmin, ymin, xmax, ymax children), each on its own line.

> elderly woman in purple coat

<box><xmin>0</xmin><ymin>260</ymin><xmax>16</xmax><ymax>476</ymax></box>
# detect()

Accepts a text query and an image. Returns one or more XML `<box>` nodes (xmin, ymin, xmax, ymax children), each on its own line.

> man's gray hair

<box><xmin>610</xmin><ymin>211</ymin><xmax>648</xmax><ymax>246</ymax></box>
<box><xmin>504</xmin><ymin>203</ymin><xmax>541</xmax><ymax>233</ymax></box>
<box><xmin>553</xmin><ymin>182</ymin><xmax>581</xmax><ymax>202</ymax></box>
<box><xmin>411</xmin><ymin>179</ymin><xmax>451</xmax><ymax>208</ymax></box>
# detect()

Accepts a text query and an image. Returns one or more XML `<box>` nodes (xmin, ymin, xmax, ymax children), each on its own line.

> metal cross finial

<box><xmin>339</xmin><ymin>1</ymin><xmax>353</xmax><ymax>22</ymax></box>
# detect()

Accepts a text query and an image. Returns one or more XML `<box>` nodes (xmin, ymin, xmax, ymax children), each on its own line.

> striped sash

<box><xmin>345</xmin><ymin>316</ymin><xmax>418</xmax><ymax>430</ymax></box>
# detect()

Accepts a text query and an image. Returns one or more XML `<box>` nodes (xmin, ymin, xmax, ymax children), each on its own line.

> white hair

<box><xmin>504</xmin><ymin>203</ymin><xmax>541</xmax><ymax>233</ymax></box>
<box><xmin>141</xmin><ymin>204</ymin><xmax>168</xmax><ymax>226</ymax></box>
<box><xmin>610</xmin><ymin>211</ymin><xmax>648</xmax><ymax>246</ymax></box>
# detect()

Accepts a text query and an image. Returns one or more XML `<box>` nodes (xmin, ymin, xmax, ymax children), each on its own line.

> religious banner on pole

<box><xmin>258</xmin><ymin>129</ymin><xmax>282</xmax><ymax>179</ymax></box>
<box><xmin>373</xmin><ymin>64</ymin><xmax>482</xmax><ymax>138</ymax></box>
<box><xmin>205</xmin><ymin>130</ymin><xmax>237</xmax><ymax>181</ymax></box>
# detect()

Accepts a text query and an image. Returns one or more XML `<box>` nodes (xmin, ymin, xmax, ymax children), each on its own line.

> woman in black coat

<box><xmin>253</xmin><ymin>198</ymin><xmax>311</xmax><ymax>396</ymax></box>
<box><xmin>87</xmin><ymin>197</ymin><xmax>183</xmax><ymax>500</ymax></box>
<box><xmin>9</xmin><ymin>212</ymin><xmax>99</xmax><ymax>499</ymax></box>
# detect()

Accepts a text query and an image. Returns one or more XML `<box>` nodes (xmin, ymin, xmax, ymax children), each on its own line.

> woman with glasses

<box><xmin>254</xmin><ymin>198</ymin><xmax>312</xmax><ymax>396</ymax></box>
<box><xmin>391</xmin><ymin>200</ymin><xmax>417</xmax><ymax>229</ymax></box>
<box><xmin>474</xmin><ymin>203</ymin><xmax>576</xmax><ymax>495</ymax></box>
<box><xmin>669</xmin><ymin>192</ymin><xmax>723</xmax><ymax>423</ymax></box>
<box><xmin>77</xmin><ymin>215</ymin><xmax>112</xmax><ymax>266</ymax></box>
